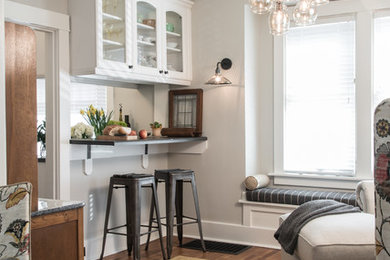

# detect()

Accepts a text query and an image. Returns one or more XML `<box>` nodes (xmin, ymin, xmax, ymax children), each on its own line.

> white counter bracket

<box><xmin>83</xmin><ymin>143</ymin><xmax>150</xmax><ymax>175</ymax></box>
<box><xmin>142</xmin><ymin>144</ymin><xmax>149</xmax><ymax>169</ymax></box>
<box><xmin>83</xmin><ymin>144</ymin><xmax>93</xmax><ymax>176</ymax></box>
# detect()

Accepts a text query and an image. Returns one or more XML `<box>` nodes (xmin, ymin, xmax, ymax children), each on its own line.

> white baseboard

<box><xmin>183</xmin><ymin>200</ymin><xmax>297</xmax><ymax>249</ymax></box>
<box><xmin>182</xmin><ymin>220</ymin><xmax>282</xmax><ymax>249</ymax></box>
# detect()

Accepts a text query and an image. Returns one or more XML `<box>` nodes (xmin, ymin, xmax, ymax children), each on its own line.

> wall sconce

<box><xmin>205</xmin><ymin>58</ymin><xmax>233</xmax><ymax>85</ymax></box>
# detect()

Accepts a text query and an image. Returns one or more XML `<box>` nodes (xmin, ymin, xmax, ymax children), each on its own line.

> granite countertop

<box><xmin>32</xmin><ymin>198</ymin><xmax>85</xmax><ymax>217</ymax></box>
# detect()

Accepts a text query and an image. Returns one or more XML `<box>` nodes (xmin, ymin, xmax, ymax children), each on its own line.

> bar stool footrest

<box><xmin>150</xmin><ymin>219</ymin><xmax>199</xmax><ymax>227</ymax></box>
<box><xmin>107</xmin><ymin>224</ymin><xmax>127</xmax><ymax>231</ymax></box>
<box><xmin>107</xmin><ymin>231</ymin><xmax>127</xmax><ymax>236</ymax></box>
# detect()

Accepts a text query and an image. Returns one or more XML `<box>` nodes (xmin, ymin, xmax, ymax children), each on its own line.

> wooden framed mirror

<box><xmin>169</xmin><ymin>89</ymin><xmax>203</xmax><ymax>136</ymax></box>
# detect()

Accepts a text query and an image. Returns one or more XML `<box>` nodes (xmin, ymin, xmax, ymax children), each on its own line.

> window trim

<box><xmin>272</xmin><ymin>6</ymin><xmax>379</xmax><ymax>189</ymax></box>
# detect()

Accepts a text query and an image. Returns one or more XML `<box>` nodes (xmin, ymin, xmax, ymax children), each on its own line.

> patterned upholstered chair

<box><xmin>0</xmin><ymin>182</ymin><xmax>32</xmax><ymax>260</ymax></box>
<box><xmin>374</xmin><ymin>98</ymin><xmax>390</xmax><ymax>259</ymax></box>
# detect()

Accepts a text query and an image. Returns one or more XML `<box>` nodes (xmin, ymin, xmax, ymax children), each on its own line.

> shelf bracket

<box><xmin>142</xmin><ymin>144</ymin><xmax>149</xmax><ymax>169</ymax></box>
<box><xmin>83</xmin><ymin>144</ymin><xmax>93</xmax><ymax>176</ymax></box>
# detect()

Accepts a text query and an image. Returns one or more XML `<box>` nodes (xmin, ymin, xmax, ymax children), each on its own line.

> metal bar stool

<box><xmin>100</xmin><ymin>173</ymin><xmax>167</xmax><ymax>260</ymax></box>
<box><xmin>145</xmin><ymin>169</ymin><xmax>206</xmax><ymax>259</ymax></box>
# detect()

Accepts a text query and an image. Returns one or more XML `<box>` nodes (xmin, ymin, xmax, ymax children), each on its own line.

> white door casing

<box><xmin>3</xmin><ymin>0</ymin><xmax>71</xmax><ymax>199</ymax></box>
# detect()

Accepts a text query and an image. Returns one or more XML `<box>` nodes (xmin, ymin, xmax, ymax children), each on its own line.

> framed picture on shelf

<box><xmin>168</xmin><ymin>89</ymin><xmax>203</xmax><ymax>136</ymax></box>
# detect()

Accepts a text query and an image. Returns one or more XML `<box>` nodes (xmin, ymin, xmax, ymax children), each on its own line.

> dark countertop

<box><xmin>69</xmin><ymin>136</ymin><xmax>207</xmax><ymax>146</ymax></box>
<box><xmin>32</xmin><ymin>198</ymin><xmax>85</xmax><ymax>217</ymax></box>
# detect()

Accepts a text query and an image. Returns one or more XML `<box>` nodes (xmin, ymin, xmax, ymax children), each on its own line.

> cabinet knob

<box><xmin>128</xmin><ymin>65</ymin><xmax>133</xmax><ymax>69</ymax></box>
<box><xmin>159</xmin><ymin>70</ymin><xmax>164</xmax><ymax>74</ymax></box>
<box><xmin>164</xmin><ymin>71</ymin><xmax>169</xmax><ymax>74</ymax></box>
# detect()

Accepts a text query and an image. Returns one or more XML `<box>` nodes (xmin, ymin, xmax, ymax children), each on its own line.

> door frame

<box><xmin>0</xmin><ymin>0</ymin><xmax>6</xmax><ymax>186</ymax></box>
<box><xmin>1</xmin><ymin>0</ymin><xmax>71</xmax><ymax>200</ymax></box>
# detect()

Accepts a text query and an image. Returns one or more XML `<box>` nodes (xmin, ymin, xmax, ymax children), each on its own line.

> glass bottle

<box><xmin>119</xmin><ymin>104</ymin><xmax>123</xmax><ymax>121</ymax></box>
<box><xmin>125</xmin><ymin>115</ymin><xmax>131</xmax><ymax>128</ymax></box>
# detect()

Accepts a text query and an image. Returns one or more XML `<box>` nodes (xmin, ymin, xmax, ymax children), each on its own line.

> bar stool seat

<box><xmin>113</xmin><ymin>173</ymin><xmax>152</xmax><ymax>178</ymax></box>
<box><xmin>100</xmin><ymin>173</ymin><xmax>166</xmax><ymax>260</ymax></box>
<box><xmin>146</xmin><ymin>169</ymin><xmax>206</xmax><ymax>259</ymax></box>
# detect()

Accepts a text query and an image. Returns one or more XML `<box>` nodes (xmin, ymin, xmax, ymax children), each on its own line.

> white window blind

<box><xmin>374</xmin><ymin>15</ymin><xmax>390</xmax><ymax>107</ymax></box>
<box><xmin>70</xmin><ymin>83</ymin><xmax>107</xmax><ymax>127</ymax></box>
<box><xmin>284</xmin><ymin>20</ymin><xmax>356</xmax><ymax>176</ymax></box>
<box><xmin>37</xmin><ymin>78</ymin><xmax>46</xmax><ymax>126</ymax></box>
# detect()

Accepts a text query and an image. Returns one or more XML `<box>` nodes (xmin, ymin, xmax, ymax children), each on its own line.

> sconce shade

<box><xmin>206</xmin><ymin>58</ymin><xmax>233</xmax><ymax>85</ymax></box>
<box><xmin>206</xmin><ymin>74</ymin><xmax>232</xmax><ymax>85</ymax></box>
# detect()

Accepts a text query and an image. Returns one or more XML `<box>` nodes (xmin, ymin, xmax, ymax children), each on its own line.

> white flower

<box><xmin>74</xmin><ymin>129</ymin><xmax>83</xmax><ymax>139</ymax></box>
<box><xmin>85</xmin><ymin>125</ymin><xmax>94</xmax><ymax>138</ymax></box>
<box><xmin>71</xmin><ymin>122</ymin><xmax>94</xmax><ymax>139</ymax></box>
<box><xmin>75</xmin><ymin>122</ymin><xmax>86</xmax><ymax>132</ymax></box>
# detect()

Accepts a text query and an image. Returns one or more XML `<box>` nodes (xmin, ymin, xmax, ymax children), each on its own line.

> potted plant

<box><xmin>37</xmin><ymin>120</ymin><xmax>46</xmax><ymax>158</ymax></box>
<box><xmin>150</xmin><ymin>121</ymin><xmax>162</xmax><ymax>137</ymax></box>
<box><xmin>80</xmin><ymin>105</ymin><xmax>113</xmax><ymax>137</ymax></box>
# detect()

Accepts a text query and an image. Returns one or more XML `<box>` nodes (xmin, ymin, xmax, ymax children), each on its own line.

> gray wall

<box><xmin>168</xmin><ymin>0</ymin><xmax>274</xmax><ymax>228</ymax></box>
<box><xmin>168</xmin><ymin>0</ymin><xmax>247</xmax><ymax>225</ymax></box>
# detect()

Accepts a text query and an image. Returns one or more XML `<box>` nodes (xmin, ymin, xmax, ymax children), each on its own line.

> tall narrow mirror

<box><xmin>35</xmin><ymin>29</ymin><xmax>55</xmax><ymax>199</ymax></box>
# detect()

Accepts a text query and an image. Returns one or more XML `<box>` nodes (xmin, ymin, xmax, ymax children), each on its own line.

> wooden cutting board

<box><xmin>97</xmin><ymin>135</ymin><xmax>138</xmax><ymax>141</ymax></box>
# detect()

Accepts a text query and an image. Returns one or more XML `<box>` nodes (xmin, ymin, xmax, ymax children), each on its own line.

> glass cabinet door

<box><xmin>102</xmin><ymin>0</ymin><xmax>127</xmax><ymax>64</ymax></box>
<box><xmin>136</xmin><ymin>1</ymin><xmax>159</xmax><ymax>71</ymax></box>
<box><xmin>165</xmin><ymin>11</ymin><xmax>184</xmax><ymax>74</ymax></box>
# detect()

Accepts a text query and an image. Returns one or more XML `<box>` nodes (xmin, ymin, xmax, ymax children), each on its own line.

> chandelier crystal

<box><xmin>312</xmin><ymin>0</ymin><xmax>329</xmax><ymax>6</ymax></box>
<box><xmin>293</xmin><ymin>0</ymin><xmax>318</xmax><ymax>26</ymax></box>
<box><xmin>249</xmin><ymin>0</ymin><xmax>329</xmax><ymax>36</ymax></box>
<box><xmin>269</xmin><ymin>2</ymin><xmax>290</xmax><ymax>36</ymax></box>
<box><xmin>249</xmin><ymin>0</ymin><xmax>273</xmax><ymax>14</ymax></box>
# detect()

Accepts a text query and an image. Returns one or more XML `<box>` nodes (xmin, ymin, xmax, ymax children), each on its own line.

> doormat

<box><xmin>171</xmin><ymin>256</ymin><xmax>205</xmax><ymax>260</ymax></box>
<box><xmin>181</xmin><ymin>239</ymin><xmax>251</xmax><ymax>255</ymax></box>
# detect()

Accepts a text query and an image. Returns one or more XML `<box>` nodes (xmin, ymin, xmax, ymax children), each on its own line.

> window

<box><xmin>374</xmin><ymin>14</ymin><xmax>390</xmax><ymax>106</ymax></box>
<box><xmin>70</xmin><ymin>83</ymin><xmax>107</xmax><ymax>127</ymax></box>
<box><xmin>284</xmin><ymin>20</ymin><xmax>356</xmax><ymax>176</ymax></box>
<box><xmin>37</xmin><ymin>78</ymin><xmax>46</xmax><ymax>157</ymax></box>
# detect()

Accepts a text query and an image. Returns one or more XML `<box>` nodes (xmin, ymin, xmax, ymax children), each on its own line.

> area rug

<box><xmin>171</xmin><ymin>256</ymin><xmax>205</xmax><ymax>260</ymax></box>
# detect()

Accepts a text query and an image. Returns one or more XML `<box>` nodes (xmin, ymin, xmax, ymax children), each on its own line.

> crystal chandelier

<box><xmin>249</xmin><ymin>0</ymin><xmax>329</xmax><ymax>35</ymax></box>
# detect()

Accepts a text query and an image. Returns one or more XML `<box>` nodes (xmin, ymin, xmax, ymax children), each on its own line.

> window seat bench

<box><xmin>239</xmin><ymin>187</ymin><xmax>358</xmax><ymax>248</ymax></box>
<box><xmin>245</xmin><ymin>187</ymin><xmax>358</xmax><ymax>207</ymax></box>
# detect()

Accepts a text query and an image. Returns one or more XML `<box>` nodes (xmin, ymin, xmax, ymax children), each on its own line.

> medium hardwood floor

<box><xmin>103</xmin><ymin>237</ymin><xmax>281</xmax><ymax>260</ymax></box>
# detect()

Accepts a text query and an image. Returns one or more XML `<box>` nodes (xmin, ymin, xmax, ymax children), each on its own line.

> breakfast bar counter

<box><xmin>69</xmin><ymin>136</ymin><xmax>208</xmax><ymax>175</ymax></box>
<box><xmin>69</xmin><ymin>136</ymin><xmax>207</xmax><ymax>146</ymax></box>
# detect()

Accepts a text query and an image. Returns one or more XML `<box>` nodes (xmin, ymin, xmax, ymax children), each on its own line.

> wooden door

<box><xmin>5</xmin><ymin>22</ymin><xmax>38</xmax><ymax>211</ymax></box>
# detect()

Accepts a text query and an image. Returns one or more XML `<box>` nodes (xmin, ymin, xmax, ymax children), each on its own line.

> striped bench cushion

<box><xmin>246</xmin><ymin>187</ymin><xmax>357</xmax><ymax>206</ymax></box>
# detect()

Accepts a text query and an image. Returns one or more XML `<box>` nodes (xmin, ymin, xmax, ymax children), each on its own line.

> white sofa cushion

<box><xmin>356</xmin><ymin>180</ymin><xmax>375</xmax><ymax>214</ymax></box>
<box><xmin>280</xmin><ymin>212</ymin><xmax>375</xmax><ymax>260</ymax></box>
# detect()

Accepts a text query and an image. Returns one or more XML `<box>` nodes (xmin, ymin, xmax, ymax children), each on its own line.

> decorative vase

<box><xmin>152</xmin><ymin>127</ymin><xmax>162</xmax><ymax>137</ymax></box>
<box><xmin>94</xmin><ymin>128</ymin><xmax>101</xmax><ymax>137</ymax></box>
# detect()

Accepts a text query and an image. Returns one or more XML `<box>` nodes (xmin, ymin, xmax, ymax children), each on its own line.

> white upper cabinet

<box><xmin>99</xmin><ymin>0</ymin><xmax>132</xmax><ymax>71</ymax></box>
<box><xmin>133</xmin><ymin>0</ymin><xmax>162</xmax><ymax>76</ymax></box>
<box><xmin>163</xmin><ymin>3</ymin><xmax>191</xmax><ymax>81</ymax></box>
<box><xmin>69</xmin><ymin>0</ymin><xmax>193</xmax><ymax>86</ymax></box>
